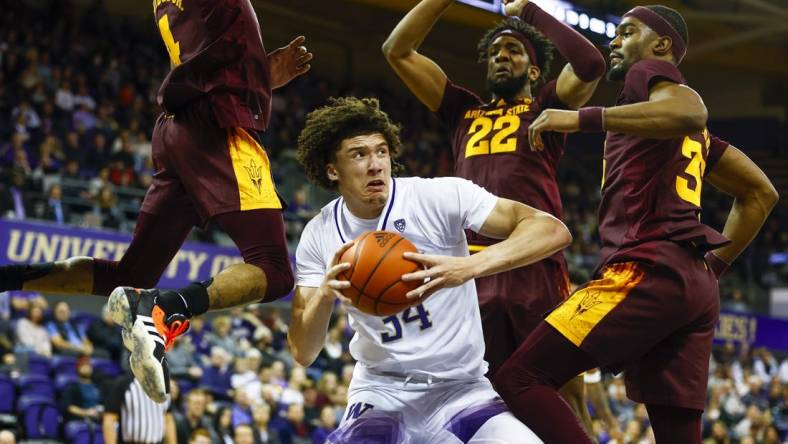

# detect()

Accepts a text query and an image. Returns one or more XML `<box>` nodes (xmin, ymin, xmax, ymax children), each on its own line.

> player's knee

<box><xmin>256</xmin><ymin>261</ymin><xmax>295</xmax><ymax>302</ymax></box>
<box><xmin>494</xmin><ymin>362</ymin><xmax>542</xmax><ymax>400</ymax></box>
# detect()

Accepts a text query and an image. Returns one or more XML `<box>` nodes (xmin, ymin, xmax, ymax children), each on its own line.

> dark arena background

<box><xmin>0</xmin><ymin>0</ymin><xmax>786</xmax><ymax>443</ymax></box>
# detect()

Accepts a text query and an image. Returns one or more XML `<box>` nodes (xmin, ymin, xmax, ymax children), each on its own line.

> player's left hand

<box><xmin>400</xmin><ymin>252</ymin><xmax>474</xmax><ymax>300</ymax></box>
<box><xmin>528</xmin><ymin>109</ymin><xmax>580</xmax><ymax>151</ymax></box>
<box><xmin>502</xmin><ymin>0</ymin><xmax>529</xmax><ymax>17</ymax></box>
<box><xmin>269</xmin><ymin>35</ymin><xmax>313</xmax><ymax>89</ymax></box>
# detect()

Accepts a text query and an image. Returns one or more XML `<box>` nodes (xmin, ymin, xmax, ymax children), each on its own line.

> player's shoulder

<box><xmin>397</xmin><ymin>176</ymin><xmax>473</xmax><ymax>194</ymax></box>
<box><xmin>623</xmin><ymin>59</ymin><xmax>686</xmax><ymax>101</ymax></box>
<box><xmin>301</xmin><ymin>199</ymin><xmax>339</xmax><ymax>238</ymax></box>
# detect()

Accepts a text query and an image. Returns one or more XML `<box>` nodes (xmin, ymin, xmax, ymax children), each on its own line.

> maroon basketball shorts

<box><xmin>475</xmin><ymin>254</ymin><xmax>570</xmax><ymax>378</ymax></box>
<box><xmin>545</xmin><ymin>241</ymin><xmax>719</xmax><ymax>410</ymax></box>
<box><xmin>142</xmin><ymin>102</ymin><xmax>282</xmax><ymax>223</ymax></box>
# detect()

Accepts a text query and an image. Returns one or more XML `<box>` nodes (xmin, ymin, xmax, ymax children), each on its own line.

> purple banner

<box><xmin>714</xmin><ymin>311</ymin><xmax>788</xmax><ymax>352</ymax></box>
<box><xmin>0</xmin><ymin>218</ymin><xmax>245</xmax><ymax>289</ymax></box>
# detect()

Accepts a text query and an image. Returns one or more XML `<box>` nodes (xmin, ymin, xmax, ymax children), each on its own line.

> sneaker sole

<box><xmin>108</xmin><ymin>287</ymin><xmax>168</xmax><ymax>403</ymax></box>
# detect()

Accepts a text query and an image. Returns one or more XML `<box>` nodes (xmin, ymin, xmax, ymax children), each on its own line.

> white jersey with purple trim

<box><xmin>295</xmin><ymin>176</ymin><xmax>495</xmax><ymax>380</ymax></box>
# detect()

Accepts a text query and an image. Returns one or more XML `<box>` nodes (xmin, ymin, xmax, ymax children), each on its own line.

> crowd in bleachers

<box><xmin>1</xmin><ymin>1</ymin><xmax>787</xmax><ymax>443</ymax></box>
<box><xmin>0</xmin><ymin>292</ymin><xmax>788</xmax><ymax>443</ymax></box>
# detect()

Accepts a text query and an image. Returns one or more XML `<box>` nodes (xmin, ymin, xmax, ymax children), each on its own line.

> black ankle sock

<box><xmin>0</xmin><ymin>263</ymin><xmax>55</xmax><ymax>291</ymax></box>
<box><xmin>158</xmin><ymin>280</ymin><xmax>211</xmax><ymax>318</ymax></box>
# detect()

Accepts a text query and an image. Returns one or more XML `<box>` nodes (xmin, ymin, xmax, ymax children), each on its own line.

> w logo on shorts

<box><xmin>346</xmin><ymin>402</ymin><xmax>374</xmax><ymax>420</ymax></box>
<box><xmin>244</xmin><ymin>159</ymin><xmax>264</xmax><ymax>195</ymax></box>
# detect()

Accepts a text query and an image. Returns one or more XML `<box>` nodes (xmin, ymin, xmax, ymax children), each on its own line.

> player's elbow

<box><xmin>683</xmin><ymin>103</ymin><xmax>708</xmax><ymax>134</ymax></box>
<box><xmin>753</xmin><ymin>180</ymin><xmax>779</xmax><ymax>212</ymax></box>
<box><xmin>545</xmin><ymin>214</ymin><xmax>572</xmax><ymax>250</ymax></box>
<box><xmin>381</xmin><ymin>37</ymin><xmax>408</xmax><ymax>62</ymax></box>
<box><xmin>287</xmin><ymin>334</ymin><xmax>318</xmax><ymax>367</ymax></box>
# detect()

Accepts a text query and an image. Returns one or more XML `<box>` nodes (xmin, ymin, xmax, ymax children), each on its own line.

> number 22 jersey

<box><xmin>598</xmin><ymin>59</ymin><xmax>729</xmax><ymax>267</ymax></box>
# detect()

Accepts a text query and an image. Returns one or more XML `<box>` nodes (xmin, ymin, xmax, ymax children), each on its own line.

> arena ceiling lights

<box><xmin>458</xmin><ymin>0</ymin><xmax>619</xmax><ymax>39</ymax></box>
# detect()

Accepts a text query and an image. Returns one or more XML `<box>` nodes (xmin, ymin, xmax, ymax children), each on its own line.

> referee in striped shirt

<box><xmin>102</xmin><ymin>372</ymin><xmax>176</xmax><ymax>444</ymax></box>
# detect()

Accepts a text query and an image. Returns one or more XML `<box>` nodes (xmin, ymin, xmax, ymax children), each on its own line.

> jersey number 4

<box><xmin>380</xmin><ymin>304</ymin><xmax>433</xmax><ymax>343</ymax></box>
<box><xmin>465</xmin><ymin>116</ymin><xmax>520</xmax><ymax>158</ymax></box>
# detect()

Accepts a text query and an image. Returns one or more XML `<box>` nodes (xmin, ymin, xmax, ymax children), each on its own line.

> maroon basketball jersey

<box><xmin>154</xmin><ymin>0</ymin><xmax>271</xmax><ymax>130</ymax></box>
<box><xmin>598</xmin><ymin>59</ymin><xmax>729</xmax><ymax>267</ymax></box>
<box><xmin>436</xmin><ymin>79</ymin><xmax>567</xmax><ymax>261</ymax></box>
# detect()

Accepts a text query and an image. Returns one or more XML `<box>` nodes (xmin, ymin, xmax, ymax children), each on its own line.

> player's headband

<box><xmin>623</xmin><ymin>6</ymin><xmax>687</xmax><ymax>64</ymax></box>
<box><xmin>490</xmin><ymin>29</ymin><xmax>539</xmax><ymax>68</ymax></box>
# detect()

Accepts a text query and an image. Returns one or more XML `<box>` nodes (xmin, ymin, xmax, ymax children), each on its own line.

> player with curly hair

<box><xmin>383</xmin><ymin>0</ymin><xmax>605</xmax><ymax>430</ymax></box>
<box><xmin>289</xmin><ymin>96</ymin><xmax>573</xmax><ymax>442</ymax></box>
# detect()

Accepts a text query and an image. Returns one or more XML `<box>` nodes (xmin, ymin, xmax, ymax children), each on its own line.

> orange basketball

<box><xmin>338</xmin><ymin>230</ymin><xmax>422</xmax><ymax>316</ymax></box>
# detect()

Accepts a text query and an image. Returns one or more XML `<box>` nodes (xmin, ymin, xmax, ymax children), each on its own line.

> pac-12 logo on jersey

<box><xmin>394</xmin><ymin>219</ymin><xmax>406</xmax><ymax>232</ymax></box>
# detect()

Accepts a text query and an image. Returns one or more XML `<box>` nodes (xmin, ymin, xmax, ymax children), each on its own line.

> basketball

<box><xmin>338</xmin><ymin>230</ymin><xmax>422</xmax><ymax>316</ymax></box>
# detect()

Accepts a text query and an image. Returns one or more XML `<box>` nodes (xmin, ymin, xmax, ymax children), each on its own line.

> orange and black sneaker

<box><xmin>108</xmin><ymin>286</ymin><xmax>190</xmax><ymax>403</ymax></box>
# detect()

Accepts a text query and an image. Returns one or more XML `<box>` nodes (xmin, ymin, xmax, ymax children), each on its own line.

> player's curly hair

<box><xmin>477</xmin><ymin>18</ymin><xmax>555</xmax><ymax>85</ymax></box>
<box><xmin>296</xmin><ymin>97</ymin><xmax>405</xmax><ymax>190</ymax></box>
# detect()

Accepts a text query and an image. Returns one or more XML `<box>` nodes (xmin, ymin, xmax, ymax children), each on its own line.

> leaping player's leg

<box><xmin>645</xmin><ymin>404</ymin><xmax>702</xmax><ymax>444</ymax></box>
<box><xmin>495</xmin><ymin>322</ymin><xmax>597</xmax><ymax>443</ymax></box>
<box><xmin>468</xmin><ymin>411</ymin><xmax>543</xmax><ymax>444</ymax></box>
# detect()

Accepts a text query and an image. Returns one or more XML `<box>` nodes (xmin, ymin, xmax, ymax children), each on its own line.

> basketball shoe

<box><xmin>108</xmin><ymin>287</ymin><xmax>190</xmax><ymax>403</ymax></box>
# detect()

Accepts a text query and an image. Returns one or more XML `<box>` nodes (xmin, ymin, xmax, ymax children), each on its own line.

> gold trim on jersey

<box><xmin>546</xmin><ymin>262</ymin><xmax>644</xmax><ymax>347</ymax></box>
<box><xmin>227</xmin><ymin>128</ymin><xmax>282</xmax><ymax>211</ymax></box>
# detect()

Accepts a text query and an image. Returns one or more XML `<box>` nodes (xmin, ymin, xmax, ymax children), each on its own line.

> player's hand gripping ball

<box><xmin>338</xmin><ymin>231</ymin><xmax>422</xmax><ymax>316</ymax></box>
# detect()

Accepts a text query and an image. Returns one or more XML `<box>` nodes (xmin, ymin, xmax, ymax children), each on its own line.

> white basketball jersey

<box><xmin>296</xmin><ymin>177</ymin><xmax>498</xmax><ymax>380</ymax></box>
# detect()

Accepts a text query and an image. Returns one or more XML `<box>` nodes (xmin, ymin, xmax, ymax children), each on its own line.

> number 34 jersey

<box><xmin>295</xmin><ymin>177</ymin><xmax>498</xmax><ymax>380</ymax></box>
<box><xmin>598</xmin><ymin>59</ymin><xmax>729</xmax><ymax>267</ymax></box>
<box><xmin>435</xmin><ymin>79</ymin><xmax>566</xmax><ymax>259</ymax></box>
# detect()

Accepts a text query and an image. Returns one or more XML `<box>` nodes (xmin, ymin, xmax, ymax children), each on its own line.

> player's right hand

<box><xmin>320</xmin><ymin>241</ymin><xmax>355</xmax><ymax>305</ymax></box>
<box><xmin>502</xmin><ymin>0</ymin><xmax>529</xmax><ymax>17</ymax></box>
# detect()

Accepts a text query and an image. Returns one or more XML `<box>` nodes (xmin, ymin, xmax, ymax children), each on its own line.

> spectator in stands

<box><xmin>86</xmin><ymin>304</ymin><xmax>123</xmax><ymax>361</ymax></box>
<box><xmin>234</xmin><ymin>423</ymin><xmax>256</xmax><ymax>444</ymax></box>
<box><xmin>315</xmin><ymin>372</ymin><xmax>337</xmax><ymax>410</ymax></box>
<box><xmin>0</xmin><ymin>168</ymin><xmax>32</xmax><ymax>219</ymax></box>
<box><xmin>0</xmin><ymin>430</ymin><xmax>15</xmax><ymax>444</ymax></box>
<box><xmin>231</xmin><ymin>389</ymin><xmax>254</xmax><ymax>428</ymax></box>
<box><xmin>47</xmin><ymin>300</ymin><xmax>93</xmax><ymax>356</ymax></box>
<box><xmin>252</xmin><ymin>402</ymin><xmax>281</xmax><ymax>444</ymax></box>
<box><xmin>61</xmin><ymin>356</ymin><xmax>103</xmax><ymax>422</ymax></box>
<box><xmin>207</xmin><ymin>316</ymin><xmax>243</xmax><ymax>357</ymax></box>
<box><xmin>38</xmin><ymin>183</ymin><xmax>67</xmax><ymax>224</ymax></box>
<box><xmin>212</xmin><ymin>407</ymin><xmax>234</xmax><ymax>444</ymax></box>
<box><xmin>168</xmin><ymin>335</ymin><xmax>203</xmax><ymax>383</ymax></box>
<box><xmin>319</xmin><ymin>326</ymin><xmax>344</xmax><ymax>376</ymax></box>
<box><xmin>188</xmin><ymin>428</ymin><xmax>212</xmax><ymax>444</ymax></box>
<box><xmin>186</xmin><ymin>317</ymin><xmax>211</xmax><ymax>358</ymax></box>
<box><xmin>703</xmin><ymin>421</ymin><xmax>731</xmax><ymax>444</ymax></box>
<box><xmin>200</xmin><ymin>347</ymin><xmax>233</xmax><ymax>400</ymax></box>
<box><xmin>92</xmin><ymin>184</ymin><xmax>121</xmax><ymax>229</ymax></box>
<box><xmin>232</xmin><ymin>350</ymin><xmax>263</xmax><ymax>405</ymax></box>
<box><xmin>15</xmin><ymin>302</ymin><xmax>51</xmax><ymax>357</ymax></box>
<box><xmin>280</xmin><ymin>367</ymin><xmax>306</xmax><ymax>407</ymax></box>
<box><xmin>85</xmin><ymin>132</ymin><xmax>110</xmax><ymax>171</ymax></box>
<box><xmin>311</xmin><ymin>405</ymin><xmax>337</xmax><ymax>444</ymax></box>
<box><xmin>273</xmin><ymin>403</ymin><xmax>310</xmax><ymax>444</ymax></box>
<box><xmin>174</xmin><ymin>389</ymin><xmax>217</xmax><ymax>444</ymax></box>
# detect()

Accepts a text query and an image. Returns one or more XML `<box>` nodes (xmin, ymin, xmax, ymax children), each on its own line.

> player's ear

<box><xmin>528</xmin><ymin>65</ymin><xmax>540</xmax><ymax>82</ymax></box>
<box><xmin>652</xmin><ymin>36</ymin><xmax>673</xmax><ymax>59</ymax></box>
<box><xmin>326</xmin><ymin>164</ymin><xmax>339</xmax><ymax>182</ymax></box>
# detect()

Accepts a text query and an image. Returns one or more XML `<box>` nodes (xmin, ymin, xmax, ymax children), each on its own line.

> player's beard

<box><xmin>607</xmin><ymin>61</ymin><xmax>629</xmax><ymax>82</ymax></box>
<box><xmin>487</xmin><ymin>72</ymin><xmax>529</xmax><ymax>100</ymax></box>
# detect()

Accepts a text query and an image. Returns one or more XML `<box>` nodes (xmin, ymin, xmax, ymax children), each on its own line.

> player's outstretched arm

<box><xmin>402</xmin><ymin>199</ymin><xmax>571</xmax><ymax>298</ymax></box>
<box><xmin>382</xmin><ymin>0</ymin><xmax>452</xmax><ymax>112</ymax></box>
<box><xmin>503</xmin><ymin>0</ymin><xmax>604</xmax><ymax>109</ymax></box>
<box><xmin>527</xmin><ymin>81</ymin><xmax>708</xmax><ymax>150</ymax></box>
<box><xmin>288</xmin><ymin>242</ymin><xmax>354</xmax><ymax>367</ymax></box>
<box><xmin>704</xmin><ymin>145</ymin><xmax>778</xmax><ymax>275</ymax></box>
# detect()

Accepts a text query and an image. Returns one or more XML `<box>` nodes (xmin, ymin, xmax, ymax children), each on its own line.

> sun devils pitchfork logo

<box><xmin>244</xmin><ymin>159</ymin><xmax>264</xmax><ymax>195</ymax></box>
<box><xmin>571</xmin><ymin>289</ymin><xmax>603</xmax><ymax>320</ymax></box>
